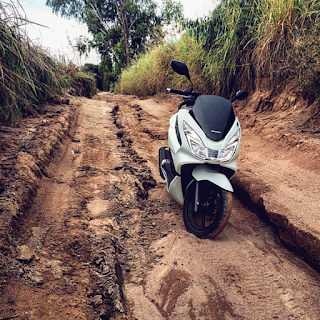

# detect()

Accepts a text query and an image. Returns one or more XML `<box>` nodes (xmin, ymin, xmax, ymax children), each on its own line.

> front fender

<box><xmin>192</xmin><ymin>164</ymin><xmax>234</xmax><ymax>192</ymax></box>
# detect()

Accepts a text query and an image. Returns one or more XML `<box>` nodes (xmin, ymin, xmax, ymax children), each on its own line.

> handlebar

<box><xmin>166</xmin><ymin>88</ymin><xmax>185</xmax><ymax>95</ymax></box>
<box><xmin>167</xmin><ymin>88</ymin><xmax>201</xmax><ymax>111</ymax></box>
<box><xmin>167</xmin><ymin>88</ymin><xmax>200</xmax><ymax>97</ymax></box>
<box><xmin>167</xmin><ymin>88</ymin><xmax>201</xmax><ymax>110</ymax></box>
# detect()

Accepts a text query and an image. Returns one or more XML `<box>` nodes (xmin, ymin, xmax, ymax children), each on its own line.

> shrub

<box><xmin>69</xmin><ymin>70</ymin><xmax>97</xmax><ymax>98</ymax></box>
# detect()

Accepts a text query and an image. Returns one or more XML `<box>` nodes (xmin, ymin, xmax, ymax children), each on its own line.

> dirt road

<box><xmin>1</xmin><ymin>93</ymin><xmax>320</xmax><ymax>319</ymax></box>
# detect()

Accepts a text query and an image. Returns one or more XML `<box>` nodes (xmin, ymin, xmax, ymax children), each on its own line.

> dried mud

<box><xmin>233</xmin><ymin>87</ymin><xmax>320</xmax><ymax>268</ymax></box>
<box><xmin>0</xmin><ymin>92</ymin><xmax>320</xmax><ymax>319</ymax></box>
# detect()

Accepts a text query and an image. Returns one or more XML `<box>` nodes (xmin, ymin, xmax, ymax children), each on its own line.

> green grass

<box><xmin>120</xmin><ymin>37</ymin><xmax>209</xmax><ymax>96</ymax></box>
<box><xmin>69</xmin><ymin>68</ymin><xmax>97</xmax><ymax>98</ymax></box>
<box><xmin>120</xmin><ymin>43</ymin><xmax>177</xmax><ymax>96</ymax></box>
<box><xmin>0</xmin><ymin>1</ymin><xmax>97</xmax><ymax>125</ymax></box>
<box><xmin>120</xmin><ymin>0</ymin><xmax>320</xmax><ymax>99</ymax></box>
<box><xmin>0</xmin><ymin>18</ymin><xmax>69</xmax><ymax>124</ymax></box>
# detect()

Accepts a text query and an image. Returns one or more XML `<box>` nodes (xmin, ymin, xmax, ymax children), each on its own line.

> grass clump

<box><xmin>189</xmin><ymin>0</ymin><xmax>320</xmax><ymax>97</ymax></box>
<box><xmin>120</xmin><ymin>43</ymin><xmax>178</xmax><ymax>96</ymax></box>
<box><xmin>0</xmin><ymin>1</ymin><xmax>70</xmax><ymax>124</ymax></box>
<box><xmin>120</xmin><ymin>37</ymin><xmax>209</xmax><ymax>96</ymax></box>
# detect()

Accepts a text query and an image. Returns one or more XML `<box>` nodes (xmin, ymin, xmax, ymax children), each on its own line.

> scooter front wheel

<box><xmin>183</xmin><ymin>180</ymin><xmax>232</xmax><ymax>239</ymax></box>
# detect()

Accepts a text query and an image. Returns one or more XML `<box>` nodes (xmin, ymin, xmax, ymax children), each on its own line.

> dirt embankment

<box><xmin>0</xmin><ymin>92</ymin><xmax>320</xmax><ymax>319</ymax></box>
<box><xmin>232</xmin><ymin>86</ymin><xmax>320</xmax><ymax>268</ymax></box>
<box><xmin>0</xmin><ymin>100</ymin><xmax>78</xmax><ymax>270</ymax></box>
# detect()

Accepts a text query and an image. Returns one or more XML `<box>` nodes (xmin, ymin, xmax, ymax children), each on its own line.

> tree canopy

<box><xmin>46</xmin><ymin>0</ymin><xmax>183</xmax><ymax>90</ymax></box>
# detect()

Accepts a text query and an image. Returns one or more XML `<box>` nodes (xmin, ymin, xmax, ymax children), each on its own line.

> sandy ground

<box><xmin>233</xmin><ymin>89</ymin><xmax>320</xmax><ymax>267</ymax></box>
<box><xmin>0</xmin><ymin>92</ymin><xmax>320</xmax><ymax>319</ymax></box>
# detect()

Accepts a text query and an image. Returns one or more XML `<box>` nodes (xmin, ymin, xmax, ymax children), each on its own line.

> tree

<box><xmin>46</xmin><ymin>0</ymin><xmax>183</xmax><ymax>89</ymax></box>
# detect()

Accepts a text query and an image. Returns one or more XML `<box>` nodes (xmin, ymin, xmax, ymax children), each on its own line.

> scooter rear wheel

<box><xmin>183</xmin><ymin>180</ymin><xmax>232</xmax><ymax>239</ymax></box>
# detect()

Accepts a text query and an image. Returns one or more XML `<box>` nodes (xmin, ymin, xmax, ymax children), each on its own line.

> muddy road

<box><xmin>1</xmin><ymin>93</ymin><xmax>320</xmax><ymax>320</ymax></box>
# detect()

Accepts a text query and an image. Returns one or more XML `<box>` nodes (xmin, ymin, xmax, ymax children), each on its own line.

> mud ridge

<box><xmin>233</xmin><ymin>171</ymin><xmax>320</xmax><ymax>270</ymax></box>
<box><xmin>110</xmin><ymin>105</ymin><xmax>157</xmax><ymax>201</ymax></box>
<box><xmin>87</xmin><ymin>239</ymin><xmax>126</xmax><ymax>318</ymax></box>
<box><xmin>0</xmin><ymin>101</ymin><xmax>78</xmax><ymax>271</ymax></box>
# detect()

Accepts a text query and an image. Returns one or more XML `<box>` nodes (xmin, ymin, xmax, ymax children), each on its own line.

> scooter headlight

<box><xmin>183</xmin><ymin>121</ymin><xmax>240</xmax><ymax>163</ymax></box>
<box><xmin>183</xmin><ymin>121</ymin><xmax>207</xmax><ymax>160</ymax></box>
<box><xmin>216</xmin><ymin>130</ymin><xmax>240</xmax><ymax>162</ymax></box>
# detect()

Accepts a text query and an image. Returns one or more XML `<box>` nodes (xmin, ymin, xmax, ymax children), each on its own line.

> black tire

<box><xmin>183</xmin><ymin>180</ymin><xmax>232</xmax><ymax>239</ymax></box>
<box><xmin>159</xmin><ymin>147</ymin><xmax>165</xmax><ymax>180</ymax></box>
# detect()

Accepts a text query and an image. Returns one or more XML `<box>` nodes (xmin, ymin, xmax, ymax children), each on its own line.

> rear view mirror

<box><xmin>230</xmin><ymin>90</ymin><xmax>248</xmax><ymax>102</ymax></box>
<box><xmin>171</xmin><ymin>60</ymin><xmax>191</xmax><ymax>82</ymax></box>
<box><xmin>235</xmin><ymin>90</ymin><xmax>248</xmax><ymax>100</ymax></box>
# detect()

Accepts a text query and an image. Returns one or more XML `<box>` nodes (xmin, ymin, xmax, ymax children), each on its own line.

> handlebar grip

<box><xmin>166</xmin><ymin>88</ymin><xmax>184</xmax><ymax>95</ymax></box>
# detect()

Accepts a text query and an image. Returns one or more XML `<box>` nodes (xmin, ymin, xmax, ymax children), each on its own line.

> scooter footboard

<box><xmin>192</xmin><ymin>164</ymin><xmax>234</xmax><ymax>192</ymax></box>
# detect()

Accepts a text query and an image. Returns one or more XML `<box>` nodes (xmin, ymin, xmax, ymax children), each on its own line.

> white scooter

<box><xmin>159</xmin><ymin>60</ymin><xmax>248</xmax><ymax>238</ymax></box>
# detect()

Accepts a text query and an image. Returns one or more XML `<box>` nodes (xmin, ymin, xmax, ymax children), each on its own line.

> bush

<box><xmin>68</xmin><ymin>63</ymin><xmax>97</xmax><ymax>98</ymax></box>
<box><xmin>69</xmin><ymin>72</ymin><xmax>97</xmax><ymax>98</ymax></box>
<box><xmin>0</xmin><ymin>1</ymin><xmax>98</xmax><ymax>125</ymax></box>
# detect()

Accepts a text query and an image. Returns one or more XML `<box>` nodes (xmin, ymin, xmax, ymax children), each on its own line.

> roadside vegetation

<box><xmin>3</xmin><ymin>0</ymin><xmax>320</xmax><ymax>124</ymax></box>
<box><xmin>120</xmin><ymin>0</ymin><xmax>320</xmax><ymax>100</ymax></box>
<box><xmin>0</xmin><ymin>1</ymin><xmax>96</xmax><ymax>126</ymax></box>
<box><xmin>46</xmin><ymin>0</ymin><xmax>183</xmax><ymax>92</ymax></box>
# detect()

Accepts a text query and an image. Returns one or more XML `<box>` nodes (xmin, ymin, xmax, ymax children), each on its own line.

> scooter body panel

<box><xmin>191</xmin><ymin>164</ymin><xmax>234</xmax><ymax>192</ymax></box>
<box><xmin>162</xmin><ymin>89</ymin><xmax>243</xmax><ymax>206</ymax></box>
<box><xmin>168</xmin><ymin>114</ymin><xmax>181</xmax><ymax>154</ymax></box>
<box><xmin>168</xmin><ymin>176</ymin><xmax>184</xmax><ymax>205</ymax></box>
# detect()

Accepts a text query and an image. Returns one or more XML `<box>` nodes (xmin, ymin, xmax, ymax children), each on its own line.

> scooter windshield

<box><xmin>191</xmin><ymin>95</ymin><xmax>235</xmax><ymax>141</ymax></box>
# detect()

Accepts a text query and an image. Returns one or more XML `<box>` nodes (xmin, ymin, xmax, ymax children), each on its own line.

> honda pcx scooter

<box><xmin>159</xmin><ymin>60</ymin><xmax>248</xmax><ymax>238</ymax></box>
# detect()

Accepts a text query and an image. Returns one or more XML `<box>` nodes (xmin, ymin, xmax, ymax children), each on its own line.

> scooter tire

<box><xmin>183</xmin><ymin>180</ymin><xmax>232</xmax><ymax>239</ymax></box>
<box><xmin>158</xmin><ymin>147</ymin><xmax>166</xmax><ymax>180</ymax></box>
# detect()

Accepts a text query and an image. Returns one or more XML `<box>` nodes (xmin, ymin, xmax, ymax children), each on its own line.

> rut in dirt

<box><xmin>0</xmin><ymin>94</ymin><xmax>179</xmax><ymax>320</ymax></box>
<box><xmin>1</xmin><ymin>93</ymin><xmax>320</xmax><ymax>320</ymax></box>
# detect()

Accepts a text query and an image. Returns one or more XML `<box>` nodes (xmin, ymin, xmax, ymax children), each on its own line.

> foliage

<box><xmin>69</xmin><ymin>72</ymin><xmax>97</xmax><ymax>98</ymax></box>
<box><xmin>0</xmin><ymin>1</ymin><xmax>71</xmax><ymax>125</ymax></box>
<box><xmin>84</xmin><ymin>63</ymin><xmax>101</xmax><ymax>90</ymax></box>
<box><xmin>46</xmin><ymin>0</ymin><xmax>183</xmax><ymax>90</ymax></box>
<box><xmin>120</xmin><ymin>36</ymin><xmax>209</xmax><ymax>95</ymax></box>
<box><xmin>187</xmin><ymin>0</ymin><xmax>320</xmax><ymax>97</ymax></box>
<box><xmin>0</xmin><ymin>1</ymin><xmax>98</xmax><ymax>125</ymax></box>
<box><xmin>121</xmin><ymin>0</ymin><xmax>320</xmax><ymax>100</ymax></box>
<box><xmin>120</xmin><ymin>42</ymin><xmax>177</xmax><ymax>95</ymax></box>
<box><xmin>68</xmin><ymin>62</ymin><xmax>97</xmax><ymax>98</ymax></box>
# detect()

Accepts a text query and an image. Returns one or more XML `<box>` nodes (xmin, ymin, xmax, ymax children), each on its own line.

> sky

<box><xmin>19</xmin><ymin>0</ymin><xmax>218</xmax><ymax>65</ymax></box>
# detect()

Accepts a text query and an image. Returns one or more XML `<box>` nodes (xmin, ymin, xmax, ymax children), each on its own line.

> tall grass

<box><xmin>253</xmin><ymin>0</ymin><xmax>320</xmax><ymax>84</ymax></box>
<box><xmin>0</xmin><ymin>1</ymin><xmax>97</xmax><ymax>125</ymax></box>
<box><xmin>120</xmin><ymin>0</ymin><xmax>320</xmax><ymax>99</ymax></box>
<box><xmin>190</xmin><ymin>0</ymin><xmax>320</xmax><ymax>96</ymax></box>
<box><xmin>0</xmin><ymin>1</ymin><xmax>71</xmax><ymax>124</ymax></box>
<box><xmin>120</xmin><ymin>43</ymin><xmax>177</xmax><ymax>96</ymax></box>
<box><xmin>120</xmin><ymin>37</ymin><xmax>210</xmax><ymax>96</ymax></box>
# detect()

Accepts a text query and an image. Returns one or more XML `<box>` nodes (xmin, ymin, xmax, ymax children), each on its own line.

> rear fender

<box><xmin>192</xmin><ymin>164</ymin><xmax>234</xmax><ymax>192</ymax></box>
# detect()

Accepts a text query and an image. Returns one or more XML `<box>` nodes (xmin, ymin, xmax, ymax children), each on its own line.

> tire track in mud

<box><xmin>48</xmin><ymin>97</ymin><xmax>174</xmax><ymax>319</ymax></box>
<box><xmin>0</xmin><ymin>95</ymin><xmax>180</xmax><ymax>320</ymax></box>
<box><xmin>106</xmin><ymin>95</ymin><xmax>320</xmax><ymax>320</ymax></box>
<box><xmin>1</xmin><ymin>93</ymin><xmax>320</xmax><ymax>320</ymax></box>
